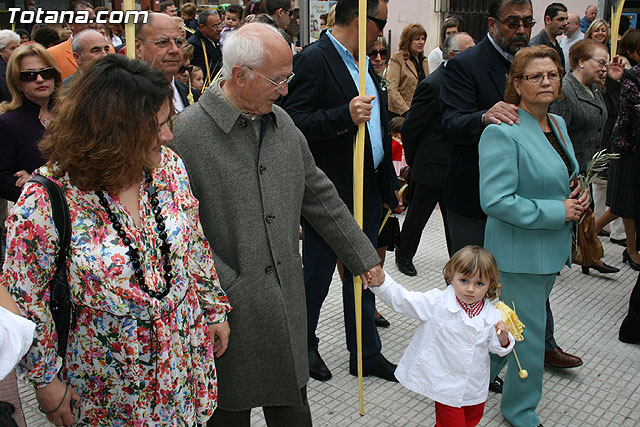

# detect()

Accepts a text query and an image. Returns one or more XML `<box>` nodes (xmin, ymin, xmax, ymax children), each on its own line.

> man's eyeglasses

<box><xmin>178</xmin><ymin>64</ymin><xmax>193</xmax><ymax>74</ymax></box>
<box><xmin>138</xmin><ymin>36</ymin><xmax>187</xmax><ymax>48</ymax></box>
<box><xmin>589</xmin><ymin>58</ymin><xmax>608</xmax><ymax>68</ymax></box>
<box><xmin>246</xmin><ymin>66</ymin><xmax>295</xmax><ymax>91</ymax></box>
<box><xmin>367</xmin><ymin>48</ymin><xmax>388</xmax><ymax>60</ymax></box>
<box><xmin>367</xmin><ymin>15</ymin><xmax>387</xmax><ymax>31</ymax></box>
<box><xmin>519</xmin><ymin>72</ymin><xmax>560</xmax><ymax>84</ymax></box>
<box><xmin>495</xmin><ymin>18</ymin><xmax>536</xmax><ymax>30</ymax></box>
<box><xmin>19</xmin><ymin>67</ymin><xmax>56</xmax><ymax>82</ymax></box>
<box><xmin>283</xmin><ymin>8</ymin><xmax>294</xmax><ymax>17</ymax></box>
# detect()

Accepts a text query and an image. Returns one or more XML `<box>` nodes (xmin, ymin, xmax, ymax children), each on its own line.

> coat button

<box><xmin>238</xmin><ymin>118</ymin><xmax>247</xmax><ymax>128</ymax></box>
<box><xmin>259</xmin><ymin>165</ymin><xmax>267</xmax><ymax>174</ymax></box>
<box><xmin>265</xmin><ymin>265</ymin><xmax>274</xmax><ymax>274</ymax></box>
<box><xmin>266</xmin><ymin>215</ymin><xmax>275</xmax><ymax>224</ymax></box>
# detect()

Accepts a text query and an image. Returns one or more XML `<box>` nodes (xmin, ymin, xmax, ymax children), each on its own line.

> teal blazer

<box><xmin>479</xmin><ymin>109</ymin><xmax>579</xmax><ymax>275</ymax></box>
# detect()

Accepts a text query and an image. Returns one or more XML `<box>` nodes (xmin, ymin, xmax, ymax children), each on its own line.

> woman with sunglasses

<box><xmin>368</xmin><ymin>36</ymin><xmax>388</xmax><ymax>76</ymax></box>
<box><xmin>479</xmin><ymin>45</ymin><xmax>588</xmax><ymax>427</ymax></box>
<box><xmin>550</xmin><ymin>38</ymin><xmax>624</xmax><ymax>275</ymax></box>
<box><xmin>0</xmin><ymin>43</ymin><xmax>60</xmax><ymax>203</ymax></box>
<box><xmin>386</xmin><ymin>23</ymin><xmax>429</xmax><ymax>118</ymax></box>
<box><xmin>2</xmin><ymin>55</ymin><xmax>231</xmax><ymax>426</ymax></box>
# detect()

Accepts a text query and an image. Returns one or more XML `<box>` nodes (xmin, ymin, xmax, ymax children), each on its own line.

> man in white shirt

<box><xmin>559</xmin><ymin>13</ymin><xmax>583</xmax><ymax>72</ymax></box>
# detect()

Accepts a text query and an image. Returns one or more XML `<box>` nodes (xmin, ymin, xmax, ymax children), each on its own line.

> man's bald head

<box><xmin>566</xmin><ymin>13</ymin><xmax>580</xmax><ymax>36</ymax></box>
<box><xmin>221</xmin><ymin>23</ymin><xmax>293</xmax><ymax>116</ymax></box>
<box><xmin>135</xmin><ymin>13</ymin><xmax>184</xmax><ymax>80</ymax></box>
<box><xmin>72</xmin><ymin>29</ymin><xmax>110</xmax><ymax>71</ymax></box>
<box><xmin>222</xmin><ymin>22</ymin><xmax>291</xmax><ymax>80</ymax></box>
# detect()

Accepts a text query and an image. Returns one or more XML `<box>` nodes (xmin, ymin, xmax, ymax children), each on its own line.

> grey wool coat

<box><xmin>171</xmin><ymin>85</ymin><xmax>380</xmax><ymax>411</ymax></box>
<box><xmin>550</xmin><ymin>72</ymin><xmax>607</xmax><ymax>171</ymax></box>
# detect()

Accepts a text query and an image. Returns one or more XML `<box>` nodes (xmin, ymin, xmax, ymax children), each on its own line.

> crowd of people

<box><xmin>1</xmin><ymin>0</ymin><xmax>640</xmax><ymax>426</ymax></box>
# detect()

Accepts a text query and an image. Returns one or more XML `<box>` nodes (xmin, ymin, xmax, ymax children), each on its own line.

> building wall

<box><xmin>385</xmin><ymin>0</ymin><xmax>603</xmax><ymax>56</ymax></box>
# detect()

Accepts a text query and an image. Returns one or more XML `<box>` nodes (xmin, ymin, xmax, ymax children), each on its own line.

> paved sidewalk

<box><xmin>13</xmin><ymin>208</ymin><xmax>640</xmax><ymax>426</ymax></box>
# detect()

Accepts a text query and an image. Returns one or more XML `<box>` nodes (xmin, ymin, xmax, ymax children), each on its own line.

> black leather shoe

<box><xmin>374</xmin><ymin>315</ymin><xmax>390</xmax><ymax>328</ymax></box>
<box><xmin>350</xmin><ymin>355</ymin><xmax>398</xmax><ymax>382</ymax></box>
<box><xmin>489</xmin><ymin>376</ymin><xmax>503</xmax><ymax>393</ymax></box>
<box><xmin>309</xmin><ymin>350</ymin><xmax>332</xmax><ymax>381</ymax></box>
<box><xmin>622</xmin><ymin>250</ymin><xmax>640</xmax><ymax>271</ymax></box>
<box><xmin>395</xmin><ymin>256</ymin><xmax>417</xmax><ymax>276</ymax></box>
<box><xmin>611</xmin><ymin>237</ymin><xmax>628</xmax><ymax>247</ymax></box>
<box><xmin>581</xmin><ymin>262</ymin><xmax>620</xmax><ymax>274</ymax></box>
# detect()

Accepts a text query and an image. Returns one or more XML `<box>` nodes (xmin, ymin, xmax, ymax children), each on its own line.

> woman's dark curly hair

<box><xmin>40</xmin><ymin>55</ymin><xmax>173</xmax><ymax>192</ymax></box>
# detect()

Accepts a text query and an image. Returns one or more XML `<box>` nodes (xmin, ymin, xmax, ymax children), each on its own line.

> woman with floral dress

<box><xmin>1</xmin><ymin>55</ymin><xmax>231</xmax><ymax>426</ymax></box>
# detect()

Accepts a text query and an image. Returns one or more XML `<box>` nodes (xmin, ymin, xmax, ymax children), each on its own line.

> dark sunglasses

<box><xmin>178</xmin><ymin>64</ymin><xmax>193</xmax><ymax>74</ymax></box>
<box><xmin>367</xmin><ymin>15</ymin><xmax>387</xmax><ymax>31</ymax></box>
<box><xmin>283</xmin><ymin>8</ymin><xmax>294</xmax><ymax>17</ymax></box>
<box><xmin>19</xmin><ymin>67</ymin><xmax>56</xmax><ymax>82</ymax></box>
<box><xmin>367</xmin><ymin>48</ymin><xmax>388</xmax><ymax>60</ymax></box>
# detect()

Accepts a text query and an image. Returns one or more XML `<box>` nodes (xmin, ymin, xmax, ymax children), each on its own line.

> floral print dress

<box><xmin>2</xmin><ymin>147</ymin><xmax>231</xmax><ymax>426</ymax></box>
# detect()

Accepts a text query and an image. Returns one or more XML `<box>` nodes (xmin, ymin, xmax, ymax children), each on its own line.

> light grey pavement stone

<box><xmin>14</xmin><ymin>207</ymin><xmax>640</xmax><ymax>426</ymax></box>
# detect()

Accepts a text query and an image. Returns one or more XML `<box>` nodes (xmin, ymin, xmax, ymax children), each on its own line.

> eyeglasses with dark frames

<box><xmin>137</xmin><ymin>36</ymin><xmax>187</xmax><ymax>49</ymax></box>
<box><xmin>367</xmin><ymin>15</ymin><xmax>387</xmax><ymax>31</ymax></box>
<box><xmin>519</xmin><ymin>72</ymin><xmax>561</xmax><ymax>84</ymax></box>
<box><xmin>495</xmin><ymin>17</ymin><xmax>536</xmax><ymax>30</ymax></box>
<box><xmin>19</xmin><ymin>67</ymin><xmax>56</xmax><ymax>82</ymax></box>
<box><xmin>246</xmin><ymin>66</ymin><xmax>295</xmax><ymax>91</ymax></box>
<box><xmin>282</xmin><ymin>8</ymin><xmax>294</xmax><ymax>17</ymax></box>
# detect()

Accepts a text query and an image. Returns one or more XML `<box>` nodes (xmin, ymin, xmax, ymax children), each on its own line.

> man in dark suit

<box><xmin>281</xmin><ymin>0</ymin><xmax>399</xmax><ymax>383</ymax></box>
<box><xmin>440</xmin><ymin>0</ymin><xmax>532</xmax><ymax>254</ymax></box>
<box><xmin>395</xmin><ymin>32</ymin><xmax>475</xmax><ymax>276</ymax></box>
<box><xmin>188</xmin><ymin>9</ymin><xmax>223</xmax><ymax>84</ymax></box>
<box><xmin>135</xmin><ymin>13</ymin><xmax>199</xmax><ymax>112</ymax></box>
<box><xmin>440</xmin><ymin>0</ymin><xmax>583</xmax><ymax>388</ymax></box>
<box><xmin>529</xmin><ymin>2</ymin><xmax>568</xmax><ymax>70</ymax></box>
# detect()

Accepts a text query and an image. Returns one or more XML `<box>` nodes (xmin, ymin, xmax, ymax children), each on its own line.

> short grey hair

<box><xmin>442</xmin><ymin>32</ymin><xmax>470</xmax><ymax>60</ymax></box>
<box><xmin>71</xmin><ymin>29</ymin><xmax>102</xmax><ymax>54</ymax></box>
<box><xmin>0</xmin><ymin>30</ymin><xmax>20</xmax><ymax>51</ymax></box>
<box><xmin>221</xmin><ymin>23</ymin><xmax>281</xmax><ymax>80</ymax></box>
<box><xmin>198</xmin><ymin>9</ymin><xmax>220</xmax><ymax>27</ymax></box>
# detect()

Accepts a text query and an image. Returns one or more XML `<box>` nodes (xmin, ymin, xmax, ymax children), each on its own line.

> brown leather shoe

<box><xmin>544</xmin><ymin>347</ymin><xmax>583</xmax><ymax>368</ymax></box>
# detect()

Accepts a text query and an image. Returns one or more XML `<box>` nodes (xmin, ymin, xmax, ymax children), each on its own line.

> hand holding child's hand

<box><xmin>360</xmin><ymin>265</ymin><xmax>384</xmax><ymax>289</ymax></box>
<box><xmin>495</xmin><ymin>320</ymin><xmax>510</xmax><ymax>347</ymax></box>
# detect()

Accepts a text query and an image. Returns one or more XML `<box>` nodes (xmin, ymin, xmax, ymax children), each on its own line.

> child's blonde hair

<box><xmin>443</xmin><ymin>245</ymin><xmax>501</xmax><ymax>299</ymax></box>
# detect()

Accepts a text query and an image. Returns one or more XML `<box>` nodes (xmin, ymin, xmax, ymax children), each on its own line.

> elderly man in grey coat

<box><xmin>172</xmin><ymin>23</ymin><xmax>384</xmax><ymax>426</ymax></box>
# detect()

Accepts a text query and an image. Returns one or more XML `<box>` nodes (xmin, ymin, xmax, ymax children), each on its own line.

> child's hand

<box><xmin>495</xmin><ymin>321</ymin><xmax>510</xmax><ymax>347</ymax></box>
<box><xmin>360</xmin><ymin>265</ymin><xmax>384</xmax><ymax>289</ymax></box>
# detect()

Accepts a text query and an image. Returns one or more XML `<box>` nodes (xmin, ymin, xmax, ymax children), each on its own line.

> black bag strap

<box><xmin>28</xmin><ymin>175</ymin><xmax>72</xmax><ymax>359</ymax></box>
<box><xmin>29</xmin><ymin>175</ymin><xmax>71</xmax><ymax>269</ymax></box>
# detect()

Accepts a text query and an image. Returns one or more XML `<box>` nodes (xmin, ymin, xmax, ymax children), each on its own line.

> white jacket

<box><xmin>372</xmin><ymin>274</ymin><xmax>514</xmax><ymax>407</ymax></box>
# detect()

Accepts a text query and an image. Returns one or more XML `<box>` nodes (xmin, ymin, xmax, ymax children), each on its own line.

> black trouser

<box><xmin>396</xmin><ymin>181</ymin><xmax>451</xmax><ymax>259</ymax></box>
<box><xmin>207</xmin><ymin>386</ymin><xmax>312</xmax><ymax>427</ymax></box>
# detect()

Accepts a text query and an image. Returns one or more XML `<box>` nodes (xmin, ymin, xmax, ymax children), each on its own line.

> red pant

<box><xmin>434</xmin><ymin>401</ymin><xmax>485</xmax><ymax>427</ymax></box>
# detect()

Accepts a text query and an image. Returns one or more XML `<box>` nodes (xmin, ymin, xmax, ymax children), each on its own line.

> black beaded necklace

<box><xmin>96</xmin><ymin>170</ymin><xmax>172</xmax><ymax>300</ymax></box>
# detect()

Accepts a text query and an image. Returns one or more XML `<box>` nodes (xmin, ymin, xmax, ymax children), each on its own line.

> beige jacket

<box><xmin>386</xmin><ymin>50</ymin><xmax>429</xmax><ymax>116</ymax></box>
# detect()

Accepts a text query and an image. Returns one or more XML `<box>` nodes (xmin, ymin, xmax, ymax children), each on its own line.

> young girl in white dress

<box><xmin>368</xmin><ymin>245</ymin><xmax>514</xmax><ymax>426</ymax></box>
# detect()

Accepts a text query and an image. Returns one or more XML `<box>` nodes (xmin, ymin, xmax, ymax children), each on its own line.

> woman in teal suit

<box><xmin>479</xmin><ymin>46</ymin><xmax>590</xmax><ymax>427</ymax></box>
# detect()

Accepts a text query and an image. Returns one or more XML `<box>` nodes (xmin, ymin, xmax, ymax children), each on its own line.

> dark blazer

<box><xmin>0</xmin><ymin>58</ymin><xmax>10</xmax><ymax>103</ymax></box>
<box><xmin>281</xmin><ymin>34</ymin><xmax>399</xmax><ymax>212</ymax></box>
<box><xmin>0</xmin><ymin>99</ymin><xmax>47</xmax><ymax>201</ymax></box>
<box><xmin>529</xmin><ymin>29</ymin><xmax>565</xmax><ymax>71</ymax></box>
<box><xmin>188</xmin><ymin>30</ymin><xmax>222</xmax><ymax>80</ymax></box>
<box><xmin>402</xmin><ymin>63</ymin><xmax>450</xmax><ymax>187</ymax></box>
<box><xmin>175</xmin><ymin>79</ymin><xmax>200</xmax><ymax>109</ymax></box>
<box><xmin>440</xmin><ymin>35</ymin><xmax>511</xmax><ymax>219</ymax></box>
